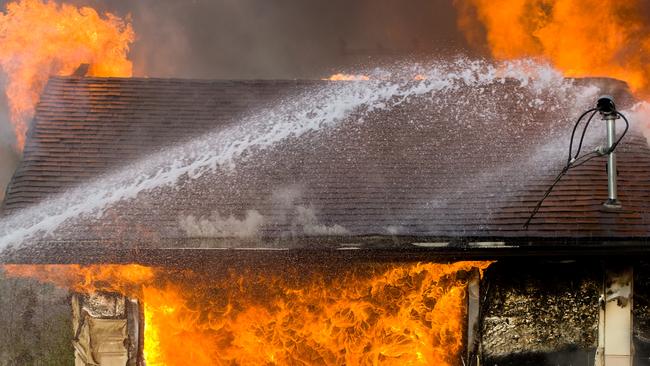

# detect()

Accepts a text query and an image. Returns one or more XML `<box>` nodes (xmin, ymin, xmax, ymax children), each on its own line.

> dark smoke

<box><xmin>69</xmin><ymin>0</ymin><xmax>470</xmax><ymax>79</ymax></box>
<box><xmin>0</xmin><ymin>83</ymin><xmax>18</xmax><ymax>201</ymax></box>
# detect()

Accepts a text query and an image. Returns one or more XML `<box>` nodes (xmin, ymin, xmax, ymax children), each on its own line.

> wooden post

<box><xmin>72</xmin><ymin>292</ymin><xmax>141</xmax><ymax>366</ymax></box>
<box><xmin>596</xmin><ymin>266</ymin><xmax>633</xmax><ymax>366</ymax></box>
<box><xmin>467</xmin><ymin>269</ymin><xmax>481</xmax><ymax>365</ymax></box>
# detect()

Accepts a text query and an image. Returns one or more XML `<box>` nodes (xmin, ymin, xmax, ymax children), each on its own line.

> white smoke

<box><xmin>385</xmin><ymin>226</ymin><xmax>403</xmax><ymax>235</ymax></box>
<box><xmin>179</xmin><ymin>210</ymin><xmax>265</xmax><ymax>238</ymax></box>
<box><xmin>178</xmin><ymin>186</ymin><xmax>348</xmax><ymax>239</ymax></box>
<box><xmin>625</xmin><ymin>101</ymin><xmax>650</xmax><ymax>145</ymax></box>
<box><xmin>271</xmin><ymin>186</ymin><xmax>303</xmax><ymax>213</ymax></box>
<box><xmin>294</xmin><ymin>205</ymin><xmax>348</xmax><ymax>236</ymax></box>
<box><xmin>270</xmin><ymin>186</ymin><xmax>349</xmax><ymax>236</ymax></box>
<box><xmin>178</xmin><ymin>205</ymin><xmax>348</xmax><ymax>238</ymax></box>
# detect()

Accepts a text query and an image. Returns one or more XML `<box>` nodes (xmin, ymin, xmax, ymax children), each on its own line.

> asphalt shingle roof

<box><xmin>2</xmin><ymin>75</ymin><xmax>650</xmax><ymax>262</ymax></box>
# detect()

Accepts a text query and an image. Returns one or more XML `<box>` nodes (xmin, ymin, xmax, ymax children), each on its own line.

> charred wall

<box><xmin>481</xmin><ymin>259</ymin><xmax>650</xmax><ymax>366</ymax></box>
<box><xmin>634</xmin><ymin>261</ymin><xmax>650</xmax><ymax>364</ymax></box>
<box><xmin>480</xmin><ymin>261</ymin><xmax>601</xmax><ymax>366</ymax></box>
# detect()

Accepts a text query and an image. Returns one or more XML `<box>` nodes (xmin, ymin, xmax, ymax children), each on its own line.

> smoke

<box><xmin>294</xmin><ymin>206</ymin><xmax>348</xmax><ymax>236</ymax></box>
<box><xmin>63</xmin><ymin>0</ymin><xmax>468</xmax><ymax>79</ymax></box>
<box><xmin>0</xmin><ymin>96</ymin><xmax>19</xmax><ymax>201</ymax></box>
<box><xmin>625</xmin><ymin>102</ymin><xmax>650</xmax><ymax>145</ymax></box>
<box><xmin>270</xmin><ymin>187</ymin><xmax>349</xmax><ymax>237</ymax></box>
<box><xmin>179</xmin><ymin>187</ymin><xmax>348</xmax><ymax>239</ymax></box>
<box><xmin>178</xmin><ymin>205</ymin><xmax>349</xmax><ymax>239</ymax></box>
<box><xmin>179</xmin><ymin>210</ymin><xmax>265</xmax><ymax>238</ymax></box>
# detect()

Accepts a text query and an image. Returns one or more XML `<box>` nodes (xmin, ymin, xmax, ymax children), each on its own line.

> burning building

<box><xmin>0</xmin><ymin>62</ymin><xmax>650</xmax><ymax>366</ymax></box>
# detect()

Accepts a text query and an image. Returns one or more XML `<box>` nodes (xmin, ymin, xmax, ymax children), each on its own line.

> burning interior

<box><xmin>3</xmin><ymin>261</ymin><xmax>490</xmax><ymax>365</ymax></box>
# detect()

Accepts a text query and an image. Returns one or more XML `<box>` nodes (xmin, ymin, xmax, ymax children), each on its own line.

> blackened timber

<box><xmin>3</xmin><ymin>236</ymin><xmax>650</xmax><ymax>267</ymax></box>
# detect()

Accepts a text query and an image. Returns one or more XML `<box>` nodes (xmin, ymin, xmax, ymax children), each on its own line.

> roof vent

<box><xmin>597</xmin><ymin>96</ymin><xmax>622</xmax><ymax>210</ymax></box>
<box><xmin>525</xmin><ymin>96</ymin><xmax>630</xmax><ymax>228</ymax></box>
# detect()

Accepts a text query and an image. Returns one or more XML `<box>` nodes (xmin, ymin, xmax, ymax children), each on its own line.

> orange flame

<box><xmin>0</xmin><ymin>0</ymin><xmax>134</xmax><ymax>150</ymax></box>
<box><xmin>454</xmin><ymin>0</ymin><xmax>650</xmax><ymax>97</ymax></box>
<box><xmin>4</xmin><ymin>261</ymin><xmax>491</xmax><ymax>365</ymax></box>
<box><xmin>2</xmin><ymin>263</ymin><xmax>155</xmax><ymax>296</ymax></box>
<box><xmin>326</xmin><ymin>73</ymin><xmax>370</xmax><ymax>81</ymax></box>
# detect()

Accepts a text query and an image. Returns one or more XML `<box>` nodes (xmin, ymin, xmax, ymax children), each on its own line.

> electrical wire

<box><xmin>568</xmin><ymin>108</ymin><xmax>597</xmax><ymax>165</ymax></box>
<box><xmin>523</xmin><ymin>110</ymin><xmax>629</xmax><ymax>229</ymax></box>
<box><xmin>573</xmin><ymin>110</ymin><xmax>598</xmax><ymax>162</ymax></box>
<box><xmin>568</xmin><ymin>151</ymin><xmax>601</xmax><ymax>169</ymax></box>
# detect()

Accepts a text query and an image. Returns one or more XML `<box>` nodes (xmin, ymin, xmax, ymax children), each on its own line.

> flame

<box><xmin>453</xmin><ymin>0</ymin><xmax>650</xmax><ymax>97</ymax></box>
<box><xmin>0</xmin><ymin>0</ymin><xmax>134</xmax><ymax>150</ymax></box>
<box><xmin>327</xmin><ymin>73</ymin><xmax>370</xmax><ymax>81</ymax></box>
<box><xmin>2</xmin><ymin>263</ymin><xmax>155</xmax><ymax>295</ymax></box>
<box><xmin>4</xmin><ymin>261</ymin><xmax>491</xmax><ymax>365</ymax></box>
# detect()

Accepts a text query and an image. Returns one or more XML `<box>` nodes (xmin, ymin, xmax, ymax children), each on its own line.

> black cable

<box><xmin>567</xmin><ymin>108</ymin><xmax>597</xmax><ymax>165</ymax></box>
<box><xmin>523</xmin><ymin>151</ymin><xmax>601</xmax><ymax>229</ymax></box>
<box><xmin>523</xmin><ymin>166</ymin><xmax>570</xmax><ymax>229</ymax></box>
<box><xmin>568</xmin><ymin>151</ymin><xmax>601</xmax><ymax>169</ymax></box>
<box><xmin>574</xmin><ymin>110</ymin><xmax>598</xmax><ymax>161</ymax></box>
<box><xmin>524</xmin><ymin>110</ymin><xmax>630</xmax><ymax>229</ymax></box>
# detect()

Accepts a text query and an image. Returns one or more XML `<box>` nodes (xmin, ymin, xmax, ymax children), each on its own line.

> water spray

<box><xmin>524</xmin><ymin>96</ymin><xmax>629</xmax><ymax>228</ymax></box>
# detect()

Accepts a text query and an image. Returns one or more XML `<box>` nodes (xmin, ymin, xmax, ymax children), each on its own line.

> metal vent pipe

<box><xmin>598</xmin><ymin>96</ymin><xmax>622</xmax><ymax>210</ymax></box>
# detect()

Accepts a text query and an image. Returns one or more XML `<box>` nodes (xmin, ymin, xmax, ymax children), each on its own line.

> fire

<box><xmin>2</xmin><ymin>263</ymin><xmax>155</xmax><ymax>295</ymax></box>
<box><xmin>327</xmin><ymin>73</ymin><xmax>370</xmax><ymax>81</ymax></box>
<box><xmin>453</xmin><ymin>0</ymin><xmax>650</xmax><ymax>97</ymax></box>
<box><xmin>0</xmin><ymin>0</ymin><xmax>134</xmax><ymax>150</ymax></box>
<box><xmin>4</xmin><ymin>261</ymin><xmax>491</xmax><ymax>365</ymax></box>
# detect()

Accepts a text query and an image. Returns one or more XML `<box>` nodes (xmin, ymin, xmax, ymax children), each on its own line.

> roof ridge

<box><xmin>48</xmin><ymin>75</ymin><xmax>332</xmax><ymax>83</ymax></box>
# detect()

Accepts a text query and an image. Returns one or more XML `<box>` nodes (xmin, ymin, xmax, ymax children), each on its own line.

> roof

<box><xmin>2</xmin><ymin>74</ymin><xmax>650</xmax><ymax>264</ymax></box>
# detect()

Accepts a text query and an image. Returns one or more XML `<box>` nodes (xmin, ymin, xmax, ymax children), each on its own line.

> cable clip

<box><xmin>596</xmin><ymin>146</ymin><xmax>609</xmax><ymax>156</ymax></box>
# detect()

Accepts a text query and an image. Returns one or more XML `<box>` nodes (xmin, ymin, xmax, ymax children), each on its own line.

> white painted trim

<box><xmin>596</xmin><ymin>266</ymin><xmax>633</xmax><ymax>366</ymax></box>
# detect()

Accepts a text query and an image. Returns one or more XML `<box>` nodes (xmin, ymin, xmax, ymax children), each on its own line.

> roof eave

<box><xmin>2</xmin><ymin>235</ymin><xmax>650</xmax><ymax>266</ymax></box>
